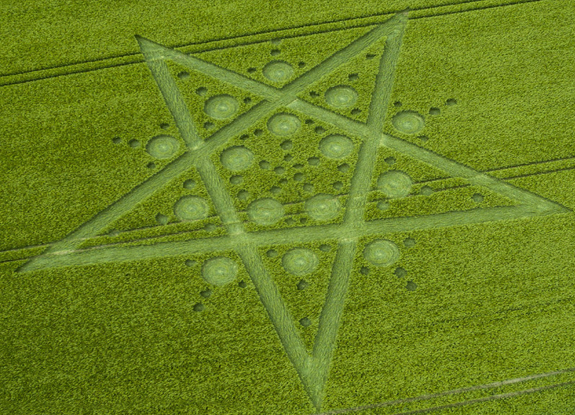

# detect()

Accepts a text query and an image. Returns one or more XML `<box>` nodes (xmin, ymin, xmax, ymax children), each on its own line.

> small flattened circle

<box><xmin>202</xmin><ymin>257</ymin><xmax>238</xmax><ymax>286</ymax></box>
<box><xmin>420</xmin><ymin>185</ymin><xmax>434</xmax><ymax>196</ymax></box>
<box><xmin>204</xmin><ymin>94</ymin><xmax>239</xmax><ymax>120</ymax></box>
<box><xmin>319</xmin><ymin>135</ymin><xmax>354</xmax><ymax>159</ymax></box>
<box><xmin>156</xmin><ymin>213</ymin><xmax>168</xmax><ymax>225</ymax></box>
<box><xmin>404</xmin><ymin>238</ymin><xmax>416</xmax><ymax>248</ymax></box>
<box><xmin>377</xmin><ymin>200</ymin><xmax>390</xmax><ymax>211</ymax></box>
<box><xmin>247</xmin><ymin>198</ymin><xmax>285</xmax><ymax>225</ymax></box>
<box><xmin>338</xmin><ymin>163</ymin><xmax>350</xmax><ymax>173</ymax></box>
<box><xmin>183</xmin><ymin>179</ymin><xmax>196</xmax><ymax>189</ymax></box>
<box><xmin>392</xmin><ymin>111</ymin><xmax>425</xmax><ymax>134</ymax></box>
<box><xmin>237</xmin><ymin>190</ymin><xmax>250</xmax><ymax>201</ymax></box>
<box><xmin>146</xmin><ymin>135</ymin><xmax>180</xmax><ymax>159</ymax></box>
<box><xmin>363</xmin><ymin>239</ymin><xmax>400</xmax><ymax>267</ymax></box>
<box><xmin>325</xmin><ymin>85</ymin><xmax>358</xmax><ymax>109</ymax></box>
<box><xmin>394</xmin><ymin>267</ymin><xmax>407</xmax><ymax>278</ymax></box>
<box><xmin>300</xmin><ymin>317</ymin><xmax>312</xmax><ymax>327</ymax></box>
<box><xmin>174</xmin><ymin>196</ymin><xmax>209</xmax><ymax>221</ymax></box>
<box><xmin>263</xmin><ymin>61</ymin><xmax>294</xmax><ymax>83</ymax></box>
<box><xmin>282</xmin><ymin>248</ymin><xmax>319</xmax><ymax>276</ymax></box>
<box><xmin>220</xmin><ymin>146</ymin><xmax>254</xmax><ymax>171</ymax></box>
<box><xmin>267</xmin><ymin>113</ymin><xmax>301</xmax><ymax>136</ymax></box>
<box><xmin>305</xmin><ymin>194</ymin><xmax>341</xmax><ymax>221</ymax></box>
<box><xmin>377</xmin><ymin>170</ymin><xmax>413</xmax><ymax>198</ymax></box>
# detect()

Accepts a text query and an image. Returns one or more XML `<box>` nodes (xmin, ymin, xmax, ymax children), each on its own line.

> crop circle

<box><xmin>392</xmin><ymin>111</ymin><xmax>425</xmax><ymax>134</ymax></box>
<box><xmin>325</xmin><ymin>86</ymin><xmax>358</xmax><ymax>109</ymax></box>
<box><xmin>377</xmin><ymin>171</ymin><xmax>413</xmax><ymax>198</ymax></box>
<box><xmin>174</xmin><ymin>196</ymin><xmax>209</xmax><ymax>220</ymax></box>
<box><xmin>247</xmin><ymin>198</ymin><xmax>284</xmax><ymax>225</ymax></box>
<box><xmin>202</xmin><ymin>257</ymin><xmax>238</xmax><ymax>286</ymax></box>
<box><xmin>146</xmin><ymin>135</ymin><xmax>180</xmax><ymax>159</ymax></box>
<box><xmin>220</xmin><ymin>146</ymin><xmax>254</xmax><ymax>171</ymax></box>
<box><xmin>319</xmin><ymin>135</ymin><xmax>354</xmax><ymax>159</ymax></box>
<box><xmin>204</xmin><ymin>95</ymin><xmax>239</xmax><ymax>120</ymax></box>
<box><xmin>282</xmin><ymin>248</ymin><xmax>319</xmax><ymax>275</ymax></box>
<box><xmin>305</xmin><ymin>194</ymin><xmax>341</xmax><ymax>221</ymax></box>
<box><xmin>363</xmin><ymin>239</ymin><xmax>400</xmax><ymax>267</ymax></box>
<box><xmin>263</xmin><ymin>61</ymin><xmax>294</xmax><ymax>83</ymax></box>
<box><xmin>267</xmin><ymin>113</ymin><xmax>301</xmax><ymax>136</ymax></box>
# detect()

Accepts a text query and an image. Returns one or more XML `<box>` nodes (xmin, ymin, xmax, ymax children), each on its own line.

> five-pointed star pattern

<box><xmin>17</xmin><ymin>10</ymin><xmax>569</xmax><ymax>411</ymax></box>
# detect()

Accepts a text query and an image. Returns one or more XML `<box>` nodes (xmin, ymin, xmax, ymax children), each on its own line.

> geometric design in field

<box><xmin>16</xmin><ymin>9</ymin><xmax>570</xmax><ymax>412</ymax></box>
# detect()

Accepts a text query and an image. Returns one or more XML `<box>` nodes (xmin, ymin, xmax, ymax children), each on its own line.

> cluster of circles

<box><xmin>113</xmin><ymin>133</ymin><xmax>182</xmax><ymax>162</ymax></box>
<box><xmin>218</xmin><ymin>113</ymin><xmax>354</xmax><ymax>175</ymax></box>
<box><xmin>173</xmin><ymin>193</ymin><xmax>342</xmax><ymax>225</ymax></box>
<box><xmin>246</xmin><ymin>193</ymin><xmax>342</xmax><ymax>226</ymax></box>
<box><xmin>390</xmin><ymin>98</ymin><xmax>457</xmax><ymax>136</ymax></box>
<box><xmin>200</xmin><ymin>239</ymin><xmax>400</xmax><ymax>288</ymax></box>
<box><xmin>198</xmin><ymin>249</ymin><xmax>320</xmax><ymax>288</ymax></box>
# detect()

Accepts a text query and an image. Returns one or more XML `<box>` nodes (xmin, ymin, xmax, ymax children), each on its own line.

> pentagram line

<box><xmin>2</xmin><ymin>158</ymin><xmax>574</xmax><ymax>264</ymax></box>
<box><xmin>380</xmin><ymin>134</ymin><xmax>570</xmax><ymax>214</ymax></box>
<box><xmin>307</xmin><ymin>26</ymin><xmax>408</xmax><ymax>409</ymax></box>
<box><xmin>16</xmin><ymin>150</ymin><xmax>197</xmax><ymax>271</ymax></box>
<box><xmin>4</xmin><ymin>160</ymin><xmax>574</xmax><ymax>272</ymax></box>
<box><xmin>280</xmin><ymin>102</ymin><xmax>566</xmax><ymax>215</ymax></box>
<box><xmin>13</xmin><ymin>145</ymin><xmax>567</xmax><ymax>272</ymax></box>
<box><xmin>195</xmin><ymin>160</ymin><xmax>313</xmax><ymax>400</ymax></box>
<box><xmin>138</xmin><ymin>44</ymin><xmax>204</xmax><ymax>149</ymax></box>
<box><xmin>308</xmin><ymin>239</ymin><xmax>358</xmax><ymax>405</ymax></box>
<box><xmin>19</xmin><ymin>204</ymin><xmax>558</xmax><ymax>272</ymax></box>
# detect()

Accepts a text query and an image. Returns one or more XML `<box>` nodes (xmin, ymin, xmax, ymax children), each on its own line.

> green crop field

<box><xmin>1</xmin><ymin>0</ymin><xmax>575</xmax><ymax>413</ymax></box>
